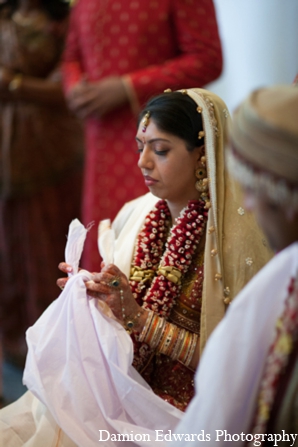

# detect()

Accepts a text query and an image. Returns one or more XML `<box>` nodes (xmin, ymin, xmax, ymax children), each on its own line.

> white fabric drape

<box><xmin>22</xmin><ymin>218</ymin><xmax>182</xmax><ymax>447</ymax></box>
<box><xmin>171</xmin><ymin>242</ymin><xmax>298</xmax><ymax>446</ymax></box>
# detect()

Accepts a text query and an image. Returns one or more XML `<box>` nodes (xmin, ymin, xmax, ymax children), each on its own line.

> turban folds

<box><xmin>227</xmin><ymin>85</ymin><xmax>298</xmax><ymax>208</ymax></box>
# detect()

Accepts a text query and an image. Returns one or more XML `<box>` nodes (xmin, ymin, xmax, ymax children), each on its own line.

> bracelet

<box><xmin>144</xmin><ymin>313</ymin><xmax>159</xmax><ymax>345</ymax></box>
<box><xmin>163</xmin><ymin>325</ymin><xmax>179</xmax><ymax>356</ymax></box>
<box><xmin>159</xmin><ymin>324</ymin><xmax>176</xmax><ymax>356</ymax></box>
<box><xmin>176</xmin><ymin>331</ymin><xmax>198</xmax><ymax>366</ymax></box>
<box><xmin>150</xmin><ymin>316</ymin><xmax>166</xmax><ymax>350</ymax></box>
<box><xmin>8</xmin><ymin>74</ymin><xmax>23</xmax><ymax>92</ymax></box>
<box><xmin>184</xmin><ymin>333</ymin><xmax>198</xmax><ymax>367</ymax></box>
<box><xmin>138</xmin><ymin>310</ymin><xmax>154</xmax><ymax>342</ymax></box>
<box><xmin>125</xmin><ymin>311</ymin><xmax>142</xmax><ymax>334</ymax></box>
<box><xmin>171</xmin><ymin>328</ymin><xmax>187</xmax><ymax>360</ymax></box>
<box><xmin>176</xmin><ymin>331</ymin><xmax>192</xmax><ymax>364</ymax></box>
<box><xmin>138</xmin><ymin>310</ymin><xmax>198</xmax><ymax>368</ymax></box>
<box><xmin>119</xmin><ymin>288</ymin><xmax>141</xmax><ymax>334</ymax></box>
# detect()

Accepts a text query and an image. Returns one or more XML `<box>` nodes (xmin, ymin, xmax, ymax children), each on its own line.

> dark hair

<box><xmin>138</xmin><ymin>91</ymin><xmax>204</xmax><ymax>152</ymax></box>
<box><xmin>1</xmin><ymin>0</ymin><xmax>70</xmax><ymax>21</ymax></box>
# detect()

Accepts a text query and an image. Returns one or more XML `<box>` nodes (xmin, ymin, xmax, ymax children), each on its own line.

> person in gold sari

<box><xmin>0</xmin><ymin>88</ymin><xmax>271</xmax><ymax>446</ymax></box>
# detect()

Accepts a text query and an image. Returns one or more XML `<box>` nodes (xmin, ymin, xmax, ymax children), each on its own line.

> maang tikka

<box><xmin>142</xmin><ymin>111</ymin><xmax>150</xmax><ymax>132</ymax></box>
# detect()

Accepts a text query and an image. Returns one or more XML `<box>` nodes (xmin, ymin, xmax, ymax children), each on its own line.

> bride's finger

<box><xmin>100</xmin><ymin>263</ymin><xmax>122</xmax><ymax>276</ymax></box>
<box><xmin>91</xmin><ymin>271</ymin><xmax>123</xmax><ymax>288</ymax></box>
<box><xmin>56</xmin><ymin>278</ymin><xmax>68</xmax><ymax>290</ymax></box>
<box><xmin>58</xmin><ymin>262</ymin><xmax>73</xmax><ymax>273</ymax></box>
<box><xmin>85</xmin><ymin>279</ymin><xmax>111</xmax><ymax>293</ymax></box>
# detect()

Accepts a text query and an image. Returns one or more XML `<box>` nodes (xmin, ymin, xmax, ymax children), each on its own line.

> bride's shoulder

<box><xmin>112</xmin><ymin>193</ymin><xmax>159</xmax><ymax>234</ymax></box>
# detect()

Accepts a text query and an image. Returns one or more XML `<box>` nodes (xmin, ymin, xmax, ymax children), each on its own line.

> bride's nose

<box><xmin>138</xmin><ymin>146</ymin><xmax>154</xmax><ymax>170</ymax></box>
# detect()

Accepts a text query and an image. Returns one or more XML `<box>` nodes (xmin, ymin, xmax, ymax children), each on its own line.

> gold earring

<box><xmin>195</xmin><ymin>177</ymin><xmax>208</xmax><ymax>193</ymax></box>
<box><xmin>195</xmin><ymin>154</ymin><xmax>211</xmax><ymax>207</ymax></box>
<box><xmin>195</xmin><ymin>158</ymin><xmax>208</xmax><ymax>194</ymax></box>
<box><xmin>195</xmin><ymin>167</ymin><xmax>206</xmax><ymax>180</ymax></box>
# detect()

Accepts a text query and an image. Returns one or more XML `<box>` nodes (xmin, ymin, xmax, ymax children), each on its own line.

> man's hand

<box><xmin>66</xmin><ymin>76</ymin><xmax>128</xmax><ymax>119</ymax></box>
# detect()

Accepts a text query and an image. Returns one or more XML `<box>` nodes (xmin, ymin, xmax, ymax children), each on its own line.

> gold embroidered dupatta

<box><xmin>185</xmin><ymin>89</ymin><xmax>273</xmax><ymax>350</ymax></box>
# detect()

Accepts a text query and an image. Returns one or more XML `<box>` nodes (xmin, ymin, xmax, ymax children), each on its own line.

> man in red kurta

<box><xmin>62</xmin><ymin>0</ymin><xmax>222</xmax><ymax>271</ymax></box>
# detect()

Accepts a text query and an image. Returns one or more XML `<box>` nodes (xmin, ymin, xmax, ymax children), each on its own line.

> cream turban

<box><xmin>227</xmin><ymin>84</ymin><xmax>298</xmax><ymax>208</ymax></box>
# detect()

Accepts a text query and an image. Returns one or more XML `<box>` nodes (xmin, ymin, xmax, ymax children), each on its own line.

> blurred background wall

<box><xmin>206</xmin><ymin>0</ymin><xmax>298</xmax><ymax>112</ymax></box>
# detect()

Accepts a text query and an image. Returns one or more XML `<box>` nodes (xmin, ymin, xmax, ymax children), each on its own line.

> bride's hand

<box><xmin>56</xmin><ymin>262</ymin><xmax>74</xmax><ymax>290</ymax></box>
<box><xmin>86</xmin><ymin>264</ymin><xmax>146</xmax><ymax>329</ymax></box>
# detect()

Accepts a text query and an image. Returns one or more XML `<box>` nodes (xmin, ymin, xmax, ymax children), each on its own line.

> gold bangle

<box><xmin>184</xmin><ymin>333</ymin><xmax>198</xmax><ymax>367</ymax></box>
<box><xmin>159</xmin><ymin>324</ymin><xmax>175</xmax><ymax>355</ymax></box>
<box><xmin>138</xmin><ymin>310</ymin><xmax>154</xmax><ymax>342</ymax></box>
<box><xmin>177</xmin><ymin>331</ymin><xmax>192</xmax><ymax>364</ymax></box>
<box><xmin>150</xmin><ymin>317</ymin><xmax>166</xmax><ymax>350</ymax></box>
<box><xmin>164</xmin><ymin>325</ymin><xmax>179</xmax><ymax>356</ymax></box>
<box><xmin>8</xmin><ymin>74</ymin><xmax>23</xmax><ymax>92</ymax></box>
<box><xmin>144</xmin><ymin>313</ymin><xmax>159</xmax><ymax>345</ymax></box>
<box><xmin>157</xmin><ymin>322</ymin><xmax>172</xmax><ymax>353</ymax></box>
<box><xmin>159</xmin><ymin>323</ymin><xmax>176</xmax><ymax>356</ymax></box>
<box><xmin>171</xmin><ymin>329</ymin><xmax>186</xmax><ymax>360</ymax></box>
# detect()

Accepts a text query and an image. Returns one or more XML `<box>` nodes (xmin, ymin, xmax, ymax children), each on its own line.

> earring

<box><xmin>195</xmin><ymin>176</ymin><xmax>208</xmax><ymax>193</ymax></box>
<box><xmin>195</xmin><ymin>167</ymin><xmax>206</xmax><ymax>181</ymax></box>
<box><xmin>195</xmin><ymin>155</ymin><xmax>209</xmax><ymax>199</ymax></box>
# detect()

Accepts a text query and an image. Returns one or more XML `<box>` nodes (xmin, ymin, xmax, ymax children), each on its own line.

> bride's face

<box><xmin>136</xmin><ymin>119</ymin><xmax>202</xmax><ymax>207</ymax></box>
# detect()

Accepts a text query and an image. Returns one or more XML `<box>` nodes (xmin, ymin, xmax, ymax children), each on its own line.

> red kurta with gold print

<box><xmin>62</xmin><ymin>0</ymin><xmax>222</xmax><ymax>271</ymax></box>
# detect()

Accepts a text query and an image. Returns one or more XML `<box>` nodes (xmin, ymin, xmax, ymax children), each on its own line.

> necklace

<box><xmin>129</xmin><ymin>199</ymin><xmax>209</xmax><ymax>319</ymax></box>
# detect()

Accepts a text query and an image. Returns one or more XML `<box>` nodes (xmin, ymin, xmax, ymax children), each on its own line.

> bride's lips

<box><xmin>144</xmin><ymin>175</ymin><xmax>158</xmax><ymax>187</ymax></box>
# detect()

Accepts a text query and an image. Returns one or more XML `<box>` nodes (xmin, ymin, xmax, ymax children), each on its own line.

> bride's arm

<box><xmin>86</xmin><ymin>264</ymin><xmax>200</xmax><ymax>371</ymax></box>
<box><xmin>57</xmin><ymin>261</ymin><xmax>200</xmax><ymax>370</ymax></box>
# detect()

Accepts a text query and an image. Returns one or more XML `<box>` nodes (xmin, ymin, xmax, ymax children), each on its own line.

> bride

<box><xmin>0</xmin><ymin>88</ymin><xmax>272</xmax><ymax>446</ymax></box>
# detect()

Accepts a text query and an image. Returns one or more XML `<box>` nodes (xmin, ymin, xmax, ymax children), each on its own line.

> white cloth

<box><xmin>22</xmin><ymin>211</ymin><xmax>182</xmax><ymax>447</ymax></box>
<box><xmin>64</xmin><ymin>218</ymin><xmax>89</xmax><ymax>274</ymax></box>
<box><xmin>171</xmin><ymin>242</ymin><xmax>298</xmax><ymax>446</ymax></box>
<box><xmin>112</xmin><ymin>192</ymin><xmax>159</xmax><ymax>277</ymax></box>
<box><xmin>98</xmin><ymin>219</ymin><xmax>115</xmax><ymax>264</ymax></box>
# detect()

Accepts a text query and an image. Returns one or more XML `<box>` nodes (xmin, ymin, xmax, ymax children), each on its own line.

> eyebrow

<box><xmin>135</xmin><ymin>137</ymin><xmax>172</xmax><ymax>144</ymax></box>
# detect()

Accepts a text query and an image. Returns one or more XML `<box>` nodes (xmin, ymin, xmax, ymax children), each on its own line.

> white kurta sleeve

<box><xmin>170</xmin><ymin>243</ymin><xmax>298</xmax><ymax>446</ymax></box>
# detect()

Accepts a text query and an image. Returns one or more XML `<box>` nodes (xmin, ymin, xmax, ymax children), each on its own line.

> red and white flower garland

<box><xmin>129</xmin><ymin>199</ymin><xmax>209</xmax><ymax>319</ymax></box>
